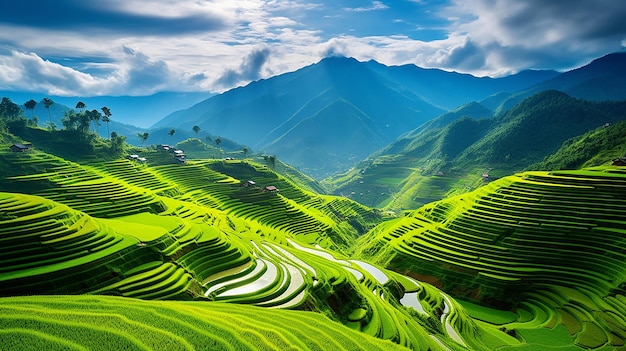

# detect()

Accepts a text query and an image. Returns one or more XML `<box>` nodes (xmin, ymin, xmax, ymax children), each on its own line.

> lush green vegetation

<box><xmin>530</xmin><ymin>120</ymin><xmax>626</xmax><ymax>171</ymax></box>
<box><xmin>326</xmin><ymin>91</ymin><xmax>626</xmax><ymax>211</ymax></box>
<box><xmin>0</xmin><ymin>295</ymin><xmax>411</xmax><ymax>351</ymax></box>
<box><xmin>0</xmin><ymin>143</ymin><xmax>473</xmax><ymax>350</ymax></box>
<box><xmin>3</xmin><ymin>92</ymin><xmax>626</xmax><ymax>350</ymax></box>
<box><xmin>355</xmin><ymin>166</ymin><xmax>626</xmax><ymax>350</ymax></box>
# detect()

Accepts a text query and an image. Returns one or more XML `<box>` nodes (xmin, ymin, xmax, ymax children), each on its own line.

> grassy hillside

<box><xmin>458</xmin><ymin>91</ymin><xmax>626</xmax><ymax>168</ymax></box>
<box><xmin>327</xmin><ymin>91</ymin><xmax>626</xmax><ymax>211</ymax></box>
<box><xmin>355</xmin><ymin>166</ymin><xmax>626</xmax><ymax>350</ymax></box>
<box><xmin>530</xmin><ymin>120</ymin><xmax>626</xmax><ymax>170</ymax></box>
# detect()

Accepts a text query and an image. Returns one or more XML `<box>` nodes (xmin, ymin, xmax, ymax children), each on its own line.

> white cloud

<box><xmin>215</xmin><ymin>46</ymin><xmax>272</xmax><ymax>88</ymax></box>
<box><xmin>0</xmin><ymin>51</ymin><xmax>114</xmax><ymax>95</ymax></box>
<box><xmin>344</xmin><ymin>1</ymin><xmax>389</xmax><ymax>12</ymax></box>
<box><xmin>0</xmin><ymin>0</ymin><xmax>624</xmax><ymax>96</ymax></box>
<box><xmin>0</xmin><ymin>48</ymin><xmax>205</xmax><ymax>96</ymax></box>
<box><xmin>437</xmin><ymin>0</ymin><xmax>626</xmax><ymax>73</ymax></box>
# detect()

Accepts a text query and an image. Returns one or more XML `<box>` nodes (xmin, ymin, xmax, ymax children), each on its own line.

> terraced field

<box><xmin>0</xmin><ymin>149</ymin><xmax>482</xmax><ymax>350</ymax></box>
<box><xmin>3</xmin><ymin>146</ymin><xmax>626</xmax><ymax>350</ymax></box>
<box><xmin>356</xmin><ymin>166</ymin><xmax>626</xmax><ymax>350</ymax></box>
<box><xmin>0</xmin><ymin>295</ymin><xmax>411</xmax><ymax>351</ymax></box>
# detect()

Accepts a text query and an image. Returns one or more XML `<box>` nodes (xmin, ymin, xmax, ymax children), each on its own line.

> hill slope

<box><xmin>494</xmin><ymin>52</ymin><xmax>626</xmax><ymax>113</ymax></box>
<box><xmin>3</xmin><ymin>128</ymin><xmax>626</xmax><ymax>350</ymax></box>
<box><xmin>531</xmin><ymin>120</ymin><xmax>626</xmax><ymax>170</ymax></box>
<box><xmin>327</xmin><ymin>91</ymin><xmax>626</xmax><ymax>210</ymax></box>
<box><xmin>0</xmin><ymin>295</ymin><xmax>410</xmax><ymax>351</ymax></box>
<box><xmin>355</xmin><ymin>165</ymin><xmax>626</xmax><ymax>350</ymax></box>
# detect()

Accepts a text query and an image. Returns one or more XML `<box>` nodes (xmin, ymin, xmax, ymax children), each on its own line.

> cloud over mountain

<box><xmin>216</xmin><ymin>47</ymin><xmax>272</xmax><ymax>88</ymax></box>
<box><xmin>0</xmin><ymin>0</ymin><xmax>624</xmax><ymax>96</ymax></box>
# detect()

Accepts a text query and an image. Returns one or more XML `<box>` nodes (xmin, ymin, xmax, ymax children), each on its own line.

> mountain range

<box><xmin>3</xmin><ymin>52</ymin><xmax>626</xmax><ymax>182</ymax></box>
<box><xmin>153</xmin><ymin>56</ymin><xmax>560</xmax><ymax>178</ymax></box>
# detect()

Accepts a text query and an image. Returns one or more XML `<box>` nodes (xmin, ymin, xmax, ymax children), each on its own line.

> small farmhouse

<box><xmin>241</xmin><ymin>180</ymin><xmax>256</xmax><ymax>187</ymax></box>
<box><xmin>9</xmin><ymin>144</ymin><xmax>32</xmax><ymax>152</ymax></box>
<box><xmin>264</xmin><ymin>185</ymin><xmax>279</xmax><ymax>192</ymax></box>
<box><xmin>612</xmin><ymin>157</ymin><xmax>626</xmax><ymax>166</ymax></box>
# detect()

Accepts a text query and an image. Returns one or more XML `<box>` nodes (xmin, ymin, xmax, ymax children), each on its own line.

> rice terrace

<box><xmin>2</xmin><ymin>120</ymin><xmax>626</xmax><ymax>350</ymax></box>
<box><xmin>2</xmin><ymin>2</ymin><xmax>626</xmax><ymax>350</ymax></box>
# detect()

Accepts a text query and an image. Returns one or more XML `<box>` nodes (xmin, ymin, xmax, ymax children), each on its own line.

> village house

<box><xmin>241</xmin><ymin>180</ymin><xmax>256</xmax><ymax>187</ymax></box>
<box><xmin>9</xmin><ymin>143</ymin><xmax>32</xmax><ymax>152</ymax></box>
<box><xmin>263</xmin><ymin>185</ymin><xmax>279</xmax><ymax>192</ymax></box>
<box><xmin>612</xmin><ymin>157</ymin><xmax>626</xmax><ymax>166</ymax></box>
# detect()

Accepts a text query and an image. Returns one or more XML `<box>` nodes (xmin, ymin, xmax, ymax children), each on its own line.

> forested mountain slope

<box><xmin>326</xmin><ymin>91</ymin><xmax>626</xmax><ymax>210</ymax></box>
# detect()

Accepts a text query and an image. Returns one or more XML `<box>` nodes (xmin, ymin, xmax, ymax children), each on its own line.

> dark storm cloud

<box><xmin>494</xmin><ymin>0</ymin><xmax>626</xmax><ymax>42</ymax></box>
<box><xmin>439</xmin><ymin>0</ymin><xmax>626</xmax><ymax>74</ymax></box>
<box><xmin>216</xmin><ymin>47</ymin><xmax>271</xmax><ymax>87</ymax></box>
<box><xmin>0</xmin><ymin>0</ymin><xmax>225</xmax><ymax>35</ymax></box>
<box><xmin>502</xmin><ymin>0</ymin><xmax>626</xmax><ymax>39</ymax></box>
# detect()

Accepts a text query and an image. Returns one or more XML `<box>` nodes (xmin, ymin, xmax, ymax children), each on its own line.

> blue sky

<box><xmin>0</xmin><ymin>0</ymin><xmax>625</xmax><ymax>96</ymax></box>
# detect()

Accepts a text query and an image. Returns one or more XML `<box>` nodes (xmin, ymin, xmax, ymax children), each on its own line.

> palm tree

<box><xmin>24</xmin><ymin>99</ymin><xmax>37</xmax><ymax>119</ymax></box>
<box><xmin>137</xmin><ymin>132</ymin><xmax>149</xmax><ymax>146</ymax></box>
<box><xmin>101</xmin><ymin>106</ymin><xmax>112</xmax><ymax>137</ymax></box>
<box><xmin>75</xmin><ymin>101</ymin><xmax>85</xmax><ymax>112</ymax></box>
<box><xmin>42</xmin><ymin>98</ymin><xmax>54</xmax><ymax>125</ymax></box>
<box><xmin>192</xmin><ymin>125</ymin><xmax>201</xmax><ymax>135</ymax></box>
<box><xmin>89</xmin><ymin>109</ymin><xmax>102</xmax><ymax>134</ymax></box>
<box><xmin>214</xmin><ymin>137</ymin><xmax>222</xmax><ymax>158</ymax></box>
<box><xmin>168</xmin><ymin>129</ymin><xmax>176</xmax><ymax>137</ymax></box>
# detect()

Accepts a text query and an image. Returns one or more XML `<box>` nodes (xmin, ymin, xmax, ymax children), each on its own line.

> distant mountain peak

<box><xmin>590</xmin><ymin>51</ymin><xmax>626</xmax><ymax>63</ymax></box>
<box><xmin>318</xmin><ymin>55</ymin><xmax>360</xmax><ymax>64</ymax></box>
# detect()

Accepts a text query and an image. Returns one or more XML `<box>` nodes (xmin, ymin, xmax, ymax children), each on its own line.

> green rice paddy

<box><xmin>2</xmin><ymin>147</ymin><xmax>626</xmax><ymax>350</ymax></box>
<box><xmin>0</xmin><ymin>295</ymin><xmax>411</xmax><ymax>351</ymax></box>
<box><xmin>356</xmin><ymin>166</ymin><xmax>626</xmax><ymax>350</ymax></box>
